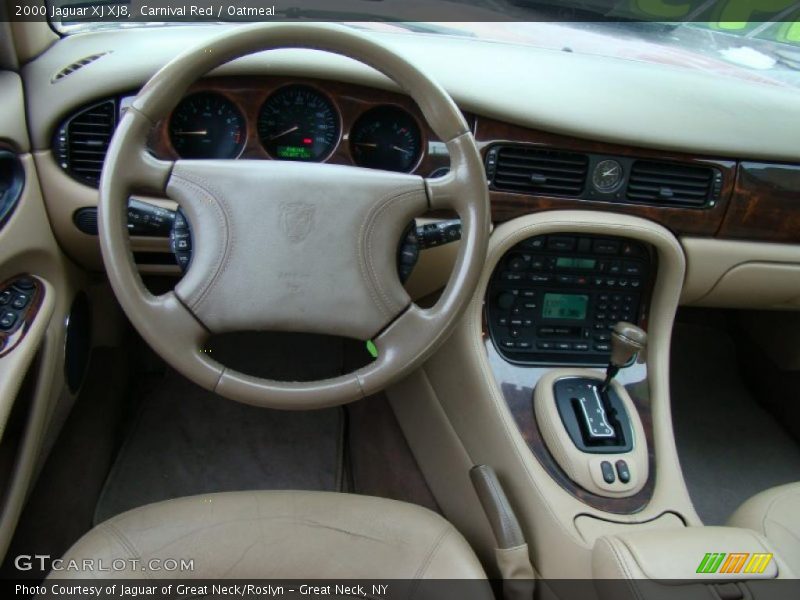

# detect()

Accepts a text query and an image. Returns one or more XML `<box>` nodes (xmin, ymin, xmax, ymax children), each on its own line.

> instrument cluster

<box><xmin>165</xmin><ymin>83</ymin><xmax>426</xmax><ymax>173</ymax></box>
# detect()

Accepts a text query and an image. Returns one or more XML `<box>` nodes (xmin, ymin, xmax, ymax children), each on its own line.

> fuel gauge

<box><xmin>350</xmin><ymin>106</ymin><xmax>422</xmax><ymax>173</ymax></box>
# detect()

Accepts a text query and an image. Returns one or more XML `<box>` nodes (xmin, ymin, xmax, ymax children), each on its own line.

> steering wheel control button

<box><xmin>600</xmin><ymin>461</ymin><xmax>616</xmax><ymax>484</ymax></box>
<box><xmin>170</xmin><ymin>208</ymin><xmax>193</xmax><ymax>272</ymax></box>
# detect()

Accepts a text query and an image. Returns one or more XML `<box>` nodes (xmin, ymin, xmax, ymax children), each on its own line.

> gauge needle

<box><xmin>174</xmin><ymin>130</ymin><xmax>208</xmax><ymax>136</ymax></box>
<box><xmin>392</xmin><ymin>145</ymin><xmax>411</xmax><ymax>155</ymax></box>
<box><xmin>269</xmin><ymin>125</ymin><xmax>299</xmax><ymax>140</ymax></box>
<box><xmin>603</xmin><ymin>167</ymin><xmax>618</xmax><ymax>177</ymax></box>
<box><xmin>355</xmin><ymin>142</ymin><xmax>379</xmax><ymax>148</ymax></box>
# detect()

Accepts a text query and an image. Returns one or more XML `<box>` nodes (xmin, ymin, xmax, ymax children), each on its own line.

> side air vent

<box><xmin>626</xmin><ymin>160</ymin><xmax>721</xmax><ymax>206</ymax></box>
<box><xmin>52</xmin><ymin>52</ymin><xmax>110</xmax><ymax>82</ymax></box>
<box><xmin>486</xmin><ymin>145</ymin><xmax>589</xmax><ymax>197</ymax></box>
<box><xmin>54</xmin><ymin>99</ymin><xmax>117</xmax><ymax>187</ymax></box>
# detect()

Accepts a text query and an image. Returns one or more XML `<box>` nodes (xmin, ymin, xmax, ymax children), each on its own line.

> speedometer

<box><xmin>257</xmin><ymin>85</ymin><xmax>340</xmax><ymax>162</ymax></box>
<box><xmin>168</xmin><ymin>93</ymin><xmax>245</xmax><ymax>159</ymax></box>
<box><xmin>350</xmin><ymin>106</ymin><xmax>423</xmax><ymax>173</ymax></box>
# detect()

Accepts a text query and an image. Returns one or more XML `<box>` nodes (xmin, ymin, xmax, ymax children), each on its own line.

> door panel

<box><xmin>0</xmin><ymin>70</ymin><xmax>85</xmax><ymax>560</ymax></box>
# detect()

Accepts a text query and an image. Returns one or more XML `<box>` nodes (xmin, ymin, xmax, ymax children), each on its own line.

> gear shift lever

<box><xmin>600</xmin><ymin>322</ymin><xmax>647</xmax><ymax>393</ymax></box>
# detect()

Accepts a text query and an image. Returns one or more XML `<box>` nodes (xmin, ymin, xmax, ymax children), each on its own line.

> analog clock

<box><xmin>592</xmin><ymin>159</ymin><xmax>624</xmax><ymax>192</ymax></box>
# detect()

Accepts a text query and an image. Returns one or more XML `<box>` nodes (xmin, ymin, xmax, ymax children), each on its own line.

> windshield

<box><xmin>45</xmin><ymin>1</ymin><xmax>800</xmax><ymax>90</ymax></box>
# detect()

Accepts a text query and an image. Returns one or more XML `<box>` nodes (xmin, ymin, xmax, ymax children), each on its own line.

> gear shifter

<box><xmin>600</xmin><ymin>322</ymin><xmax>647</xmax><ymax>393</ymax></box>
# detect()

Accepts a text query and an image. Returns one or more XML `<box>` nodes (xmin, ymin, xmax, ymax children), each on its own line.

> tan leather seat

<box><xmin>728</xmin><ymin>482</ymin><xmax>800</xmax><ymax>576</ymax></box>
<box><xmin>49</xmin><ymin>491</ymin><xmax>488</xmax><ymax>580</ymax></box>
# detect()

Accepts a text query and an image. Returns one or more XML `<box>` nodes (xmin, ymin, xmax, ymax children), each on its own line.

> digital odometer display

<box><xmin>258</xmin><ymin>85</ymin><xmax>340</xmax><ymax>162</ymax></box>
<box><xmin>555</xmin><ymin>257</ymin><xmax>597</xmax><ymax>270</ymax></box>
<box><xmin>542</xmin><ymin>293</ymin><xmax>589</xmax><ymax>320</ymax></box>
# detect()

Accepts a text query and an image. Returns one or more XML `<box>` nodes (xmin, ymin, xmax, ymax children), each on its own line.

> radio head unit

<box><xmin>486</xmin><ymin>234</ymin><xmax>651</xmax><ymax>366</ymax></box>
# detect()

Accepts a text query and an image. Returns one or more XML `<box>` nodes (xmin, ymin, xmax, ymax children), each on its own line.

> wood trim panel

<box><xmin>718</xmin><ymin>162</ymin><xmax>800</xmax><ymax>244</ymax></box>
<box><xmin>474</xmin><ymin>117</ymin><xmax>736</xmax><ymax>236</ymax></box>
<box><xmin>148</xmin><ymin>75</ymin><xmax>450</xmax><ymax>177</ymax></box>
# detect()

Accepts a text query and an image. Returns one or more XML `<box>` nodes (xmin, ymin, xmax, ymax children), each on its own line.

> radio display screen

<box><xmin>556</xmin><ymin>257</ymin><xmax>597</xmax><ymax>269</ymax></box>
<box><xmin>542</xmin><ymin>293</ymin><xmax>589</xmax><ymax>320</ymax></box>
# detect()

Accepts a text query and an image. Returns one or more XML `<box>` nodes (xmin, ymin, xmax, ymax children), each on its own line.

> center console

<box><xmin>485</xmin><ymin>233</ymin><xmax>652</xmax><ymax>365</ymax></box>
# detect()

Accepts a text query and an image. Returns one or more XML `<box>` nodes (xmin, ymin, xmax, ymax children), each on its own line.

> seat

<box><xmin>727</xmin><ymin>482</ymin><xmax>800</xmax><ymax>577</ymax></box>
<box><xmin>49</xmin><ymin>491</ymin><xmax>488</xmax><ymax>580</ymax></box>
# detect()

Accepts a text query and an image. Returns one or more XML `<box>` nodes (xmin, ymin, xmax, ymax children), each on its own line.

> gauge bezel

<box><xmin>348</xmin><ymin>104</ymin><xmax>426</xmax><ymax>174</ymax></box>
<box><xmin>167</xmin><ymin>91</ymin><xmax>247</xmax><ymax>160</ymax></box>
<box><xmin>257</xmin><ymin>84</ymin><xmax>343</xmax><ymax>163</ymax></box>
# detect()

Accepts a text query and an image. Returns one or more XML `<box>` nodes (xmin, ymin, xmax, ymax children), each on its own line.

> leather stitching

<box><xmin>358</xmin><ymin>186</ymin><xmax>422</xmax><ymax>319</ymax></box>
<box><xmin>169</xmin><ymin>173</ymin><xmax>230</xmax><ymax>312</ymax></box>
<box><xmin>413</xmin><ymin>525</ymin><xmax>452</xmax><ymax>582</ymax></box>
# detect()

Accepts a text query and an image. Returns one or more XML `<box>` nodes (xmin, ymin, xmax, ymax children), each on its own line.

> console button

<box><xmin>508</xmin><ymin>255</ymin><xmax>526</xmax><ymax>271</ymax></box>
<box><xmin>524</xmin><ymin>237</ymin><xmax>545</xmax><ymax>250</ymax></box>
<box><xmin>0</xmin><ymin>311</ymin><xmax>17</xmax><ymax>330</ymax></box>
<box><xmin>623</xmin><ymin>262</ymin><xmax>642</xmax><ymax>275</ymax></box>
<box><xmin>608</xmin><ymin>261</ymin><xmax>621</xmax><ymax>275</ymax></box>
<box><xmin>530</xmin><ymin>274</ymin><xmax>552</xmax><ymax>284</ymax></box>
<box><xmin>574</xmin><ymin>343</ymin><xmax>589</xmax><ymax>351</ymax></box>
<box><xmin>521</xmin><ymin>290</ymin><xmax>536</xmax><ymax>298</ymax></box>
<box><xmin>595</xmin><ymin>333</ymin><xmax>611</xmax><ymax>342</ymax></box>
<box><xmin>497</xmin><ymin>317</ymin><xmax>508</xmax><ymax>326</ymax></box>
<box><xmin>631</xmin><ymin>279</ymin><xmax>642</xmax><ymax>289</ymax></box>
<box><xmin>523</xmin><ymin>302</ymin><xmax>537</xmax><ymax>311</ymax></box>
<box><xmin>548</xmin><ymin>236</ymin><xmax>575</xmax><ymax>251</ymax></box>
<box><xmin>516</xmin><ymin>341</ymin><xmax>531</xmax><ymax>350</ymax></box>
<box><xmin>537</xmin><ymin>341</ymin><xmax>554</xmax><ymax>350</ymax></box>
<box><xmin>621</xmin><ymin>242</ymin><xmax>642</xmax><ymax>257</ymax></box>
<box><xmin>615</xmin><ymin>460</ymin><xmax>631</xmax><ymax>484</ymax></box>
<box><xmin>0</xmin><ymin>290</ymin><xmax>10</xmax><ymax>306</ymax></box>
<box><xmin>556</xmin><ymin>275</ymin><xmax>575</xmax><ymax>285</ymax></box>
<box><xmin>510</xmin><ymin>319</ymin><xmax>523</xmax><ymax>327</ymax></box>
<box><xmin>500</xmin><ymin>340</ymin><xmax>515</xmax><ymax>349</ymax></box>
<box><xmin>593</xmin><ymin>240</ymin><xmax>620</xmax><ymax>255</ymax></box>
<box><xmin>555</xmin><ymin>342</ymin><xmax>572</xmax><ymax>351</ymax></box>
<box><xmin>595</xmin><ymin>343</ymin><xmax>611</xmax><ymax>352</ymax></box>
<box><xmin>497</xmin><ymin>292</ymin><xmax>516</xmax><ymax>310</ymax></box>
<box><xmin>601</xmin><ymin>461</ymin><xmax>616</xmax><ymax>484</ymax></box>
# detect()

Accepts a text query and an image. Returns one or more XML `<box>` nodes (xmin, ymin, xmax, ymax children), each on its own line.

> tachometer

<box><xmin>350</xmin><ymin>106</ymin><xmax>423</xmax><ymax>173</ymax></box>
<box><xmin>168</xmin><ymin>93</ymin><xmax>245</xmax><ymax>159</ymax></box>
<box><xmin>258</xmin><ymin>85</ymin><xmax>340</xmax><ymax>162</ymax></box>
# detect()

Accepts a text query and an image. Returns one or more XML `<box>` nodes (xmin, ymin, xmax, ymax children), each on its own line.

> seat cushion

<box><xmin>727</xmin><ymin>482</ymin><xmax>800</xmax><ymax>577</ymax></box>
<box><xmin>49</xmin><ymin>491</ymin><xmax>488</xmax><ymax>580</ymax></box>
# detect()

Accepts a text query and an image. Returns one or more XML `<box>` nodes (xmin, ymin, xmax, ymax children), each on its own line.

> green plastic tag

<box><xmin>366</xmin><ymin>340</ymin><xmax>378</xmax><ymax>358</ymax></box>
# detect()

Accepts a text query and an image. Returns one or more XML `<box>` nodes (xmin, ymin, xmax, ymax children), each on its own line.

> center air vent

<box><xmin>626</xmin><ymin>160</ymin><xmax>720</xmax><ymax>206</ymax></box>
<box><xmin>486</xmin><ymin>145</ymin><xmax>589</xmax><ymax>197</ymax></box>
<box><xmin>54</xmin><ymin>99</ymin><xmax>117</xmax><ymax>187</ymax></box>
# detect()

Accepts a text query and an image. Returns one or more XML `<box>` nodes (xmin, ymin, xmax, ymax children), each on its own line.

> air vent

<box><xmin>54</xmin><ymin>99</ymin><xmax>117</xmax><ymax>187</ymax></box>
<box><xmin>52</xmin><ymin>53</ymin><xmax>109</xmax><ymax>82</ymax></box>
<box><xmin>486</xmin><ymin>145</ymin><xmax>589</xmax><ymax>197</ymax></box>
<box><xmin>626</xmin><ymin>160</ymin><xmax>720</xmax><ymax>206</ymax></box>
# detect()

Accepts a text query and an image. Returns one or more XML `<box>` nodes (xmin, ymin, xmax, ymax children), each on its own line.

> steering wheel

<box><xmin>99</xmin><ymin>23</ymin><xmax>489</xmax><ymax>409</ymax></box>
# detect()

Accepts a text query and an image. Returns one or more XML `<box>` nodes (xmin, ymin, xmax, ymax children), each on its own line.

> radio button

<box><xmin>574</xmin><ymin>343</ymin><xmax>589</xmax><ymax>351</ymax></box>
<box><xmin>595</xmin><ymin>343</ymin><xmax>611</xmax><ymax>352</ymax></box>
<box><xmin>516</xmin><ymin>341</ymin><xmax>531</xmax><ymax>350</ymax></box>
<box><xmin>608</xmin><ymin>261</ymin><xmax>622</xmax><ymax>274</ymax></box>
<box><xmin>497</xmin><ymin>317</ymin><xmax>508</xmax><ymax>326</ymax></box>
<box><xmin>530</xmin><ymin>274</ymin><xmax>552</xmax><ymax>284</ymax></box>
<box><xmin>593</xmin><ymin>240</ymin><xmax>620</xmax><ymax>254</ymax></box>
<box><xmin>624</xmin><ymin>262</ymin><xmax>642</xmax><ymax>275</ymax></box>
<box><xmin>548</xmin><ymin>236</ymin><xmax>576</xmax><ymax>251</ymax></box>
<box><xmin>510</xmin><ymin>319</ymin><xmax>523</xmax><ymax>327</ymax></box>
<box><xmin>555</xmin><ymin>342</ymin><xmax>572</xmax><ymax>351</ymax></box>
<box><xmin>501</xmin><ymin>340</ymin><xmax>515</xmax><ymax>349</ymax></box>
<box><xmin>521</xmin><ymin>290</ymin><xmax>536</xmax><ymax>298</ymax></box>
<box><xmin>630</xmin><ymin>279</ymin><xmax>642</xmax><ymax>289</ymax></box>
<box><xmin>537</xmin><ymin>341</ymin><xmax>554</xmax><ymax>350</ymax></box>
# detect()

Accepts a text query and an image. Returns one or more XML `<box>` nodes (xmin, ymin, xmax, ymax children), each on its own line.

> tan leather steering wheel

<box><xmin>99</xmin><ymin>23</ymin><xmax>489</xmax><ymax>409</ymax></box>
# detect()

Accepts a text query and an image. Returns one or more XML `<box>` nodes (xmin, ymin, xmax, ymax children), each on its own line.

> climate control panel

<box><xmin>486</xmin><ymin>234</ymin><xmax>651</xmax><ymax>365</ymax></box>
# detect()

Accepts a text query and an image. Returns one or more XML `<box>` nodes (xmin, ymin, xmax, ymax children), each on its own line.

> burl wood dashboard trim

<box><xmin>474</xmin><ymin>117</ymin><xmax>737</xmax><ymax>237</ymax></box>
<box><xmin>0</xmin><ymin>277</ymin><xmax>44</xmax><ymax>359</ymax></box>
<box><xmin>718</xmin><ymin>161</ymin><xmax>800</xmax><ymax>244</ymax></box>
<box><xmin>148</xmin><ymin>75</ymin><xmax>451</xmax><ymax>178</ymax></box>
